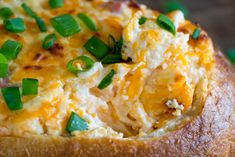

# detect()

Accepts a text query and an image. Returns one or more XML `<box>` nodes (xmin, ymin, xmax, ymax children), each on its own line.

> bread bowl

<box><xmin>0</xmin><ymin>0</ymin><xmax>234</xmax><ymax>156</ymax></box>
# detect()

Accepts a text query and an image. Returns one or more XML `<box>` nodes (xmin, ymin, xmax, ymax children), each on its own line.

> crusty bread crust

<box><xmin>0</xmin><ymin>51</ymin><xmax>234</xmax><ymax>157</ymax></box>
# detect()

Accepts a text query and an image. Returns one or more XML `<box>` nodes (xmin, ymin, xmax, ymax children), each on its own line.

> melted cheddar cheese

<box><xmin>0</xmin><ymin>0</ymin><xmax>214</xmax><ymax>137</ymax></box>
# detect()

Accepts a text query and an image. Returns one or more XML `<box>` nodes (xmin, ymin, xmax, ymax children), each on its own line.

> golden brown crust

<box><xmin>0</xmin><ymin>50</ymin><xmax>234</xmax><ymax>157</ymax></box>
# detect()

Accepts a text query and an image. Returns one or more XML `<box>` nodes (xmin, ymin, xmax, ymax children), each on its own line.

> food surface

<box><xmin>0</xmin><ymin>1</ymin><xmax>235</xmax><ymax>157</ymax></box>
<box><xmin>0</xmin><ymin>0</ymin><xmax>221</xmax><ymax>139</ymax></box>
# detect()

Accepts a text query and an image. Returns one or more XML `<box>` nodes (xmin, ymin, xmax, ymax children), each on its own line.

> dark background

<box><xmin>138</xmin><ymin>0</ymin><xmax>235</xmax><ymax>54</ymax></box>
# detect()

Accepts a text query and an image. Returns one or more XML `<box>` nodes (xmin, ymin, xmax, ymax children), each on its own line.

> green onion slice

<box><xmin>156</xmin><ymin>14</ymin><xmax>176</xmax><ymax>35</ymax></box>
<box><xmin>77</xmin><ymin>13</ymin><xmax>98</xmax><ymax>31</ymax></box>
<box><xmin>192</xmin><ymin>28</ymin><xmax>201</xmax><ymax>40</ymax></box>
<box><xmin>0</xmin><ymin>7</ymin><xmax>13</xmax><ymax>19</ymax></box>
<box><xmin>67</xmin><ymin>55</ymin><xmax>94</xmax><ymax>74</ymax></box>
<box><xmin>51</xmin><ymin>14</ymin><xmax>81</xmax><ymax>37</ymax></box>
<box><xmin>42</xmin><ymin>33</ymin><xmax>57</xmax><ymax>49</ymax></box>
<box><xmin>98</xmin><ymin>69</ymin><xmax>115</xmax><ymax>89</ymax></box>
<box><xmin>35</xmin><ymin>17</ymin><xmax>47</xmax><ymax>32</ymax></box>
<box><xmin>108</xmin><ymin>35</ymin><xmax>116</xmax><ymax>53</ymax></box>
<box><xmin>22</xmin><ymin>78</ymin><xmax>39</xmax><ymax>96</ymax></box>
<box><xmin>66</xmin><ymin>112</ymin><xmax>88</xmax><ymax>133</ymax></box>
<box><xmin>1</xmin><ymin>86</ymin><xmax>23</xmax><ymax>111</ymax></box>
<box><xmin>101</xmin><ymin>54</ymin><xmax>123</xmax><ymax>64</ymax></box>
<box><xmin>117</xmin><ymin>36</ymin><xmax>123</xmax><ymax>51</ymax></box>
<box><xmin>21</xmin><ymin>3</ymin><xmax>37</xmax><ymax>18</ymax></box>
<box><xmin>163</xmin><ymin>0</ymin><xmax>189</xmax><ymax>18</ymax></box>
<box><xmin>0</xmin><ymin>40</ymin><xmax>23</xmax><ymax>60</ymax></box>
<box><xmin>4</xmin><ymin>18</ymin><xmax>26</xmax><ymax>33</ymax></box>
<box><xmin>84</xmin><ymin>36</ymin><xmax>109</xmax><ymax>59</ymax></box>
<box><xmin>49</xmin><ymin>0</ymin><xmax>64</xmax><ymax>9</ymax></box>
<box><xmin>108</xmin><ymin>35</ymin><xmax>123</xmax><ymax>54</ymax></box>
<box><xmin>0</xmin><ymin>54</ymin><xmax>8</xmax><ymax>78</ymax></box>
<box><xmin>139</xmin><ymin>16</ymin><xmax>147</xmax><ymax>25</ymax></box>
<box><xmin>227</xmin><ymin>48</ymin><xmax>235</xmax><ymax>64</ymax></box>
<box><xmin>21</xmin><ymin>3</ymin><xmax>47</xmax><ymax>32</ymax></box>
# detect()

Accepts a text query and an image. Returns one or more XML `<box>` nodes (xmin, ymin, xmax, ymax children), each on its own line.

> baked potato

<box><xmin>0</xmin><ymin>0</ymin><xmax>234</xmax><ymax>157</ymax></box>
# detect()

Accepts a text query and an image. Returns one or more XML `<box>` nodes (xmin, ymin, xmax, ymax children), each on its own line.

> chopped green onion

<box><xmin>108</xmin><ymin>35</ymin><xmax>123</xmax><ymax>54</ymax></box>
<box><xmin>51</xmin><ymin>14</ymin><xmax>81</xmax><ymax>37</ymax></box>
<box><xmin>1</xmin><ymin>86</ymin><xmax>23</xmax><ymax>111</ymax></box>
<box><xmin>21</xmin><ymin>3</ymin><xmax>37</xmax><ymax>18</ymax></box>
<box><xmin>49</xmin><ymin>0</ymin><xmax>64</xmax><ymax>9</ymax></box>
<box><xmin>98</xmin><ymin>69</ymin><xmax>115</xmax><ymax>89</ymax></box>
<box><xmin>0</xmin><ymin>54</ymin><xmax>8</xmax><ymax>78</ymax></box>
<box><xmin>163</xmin><ymin>0</ymin><xmax>189</xmax><ymax>18</ymax></box>
<box><xmin>0</xmin><ymin>7</ymin><xmax>13</xmax><ymax>19</ymax></box>
<box><xmin>139</xmin><ymin>16</ymin><xmax>147</xmax><ymax>25</ymax></box>
<box><xmin>0</xmin><ymin>40</ymin><xmax>22</xmax><ymax>60</ymax></box>
<box><xmin>108</xmin><ymin>35</ymin><xmax>116</xmax><ymax>53</ymax></box>
<box><xmin>21</xmin><ymin>3</ymin><xmax>47</xmax><ymax>32</ymax></box>
<box><xmin>66</xmin><ymin>112</ymin><xmax>88</xmax><ymax>133</ymax></box>
<box><xmin>84</xmin><ymin>36</ymin><xmax>109</xmax><ymax>59</ymax></box>
<box><xmin>22</xmin><ymin>78</ymin><xmax>39</xmax><ymax>96</ymax></box>
<box><xmin>192</xmin><ymin>28</ymin><xmax>201</xmax><ymax>40</ymax></box>
<box><xmin>117</xmin><ymin>36</ymin><xmax>123</xmax><ymax>51</ymax></box>
<box><xmin>35</xmin><ymin>17</ymin><xmax>47</xmax><ymax>32</ymax></box>
<box><xmin>77</xmin><ymin>13</ymin><xmax>98</xmax><ymax>31</ymax></box>
<box><xmin>101</xmin><ymin>54</ymin><xmax>123</xmax><ymax>64</ymax></box>
<box><xmin>226</xmin><ymin>48</ymin><xmax>235</xmax><ymax>64</ymax></box>
<box><xmin>3</xmin><ymin>18</ymin><xmax>26</xmax><ymax>33</ymax></box>
<box><xmin>67</xmin><ymin>55</ymin><xmax>94</xmax><ymax>74</ymax></box>
<box><xmin>156</xmin><ymin>14</ymin><xmax>176</xmax><ymax>35</ymax></box>
<box><xmin>42</xmin><ymin>33</ymin><xmax>57</xmax><ymax>49</ymax></box>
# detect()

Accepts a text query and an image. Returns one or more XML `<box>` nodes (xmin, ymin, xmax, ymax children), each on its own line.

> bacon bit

<box><xmin>102</xmin><ymin>0</ymin><xmax>140</xmax><ymax>12</ymax></box>
<box><xmin>24</xmin><ymin>65</ymin><xmax>42</xmax><ymax>70</ymax></box>
<box><xmin>33</xmin><ymin>53</ymin><xmax>43</xmax><ymax>61</ymax></box>
<box><xmin>67</xmin><ymin>9</ymin><xmax>76</xmax><ymax>14</ymax></box>
<box><xmin>48</xmin><ymin>43</ymin><xmax>64</xmax><ymax>57</ymax></box>
<box><xmin>128</xmin><ymin>0</ymin><xmax>140</xmax><ymax>9</ymax></box>
<box><xmin>12</xmin><ymin>34</ymin><xmax>22</xmax><ymax>41</ymax></box>
<box><xmin>178</xmin><ymin>27</ymin><xmax>189</xmax><ymax>34</ymax></box>
<box><xmin>101</xmin><ymin>1</ymin><xmax>122</xmax><ymax>12</ymax></box>
<box><xmin>0</xmin><ymin>78</ymin><xmax>9</xmax><ymax>88</ymax></box>
<box><xmin>198</xmin><ymin>34</ymin><xmax>208</xmax><ymax>41</ymax></box>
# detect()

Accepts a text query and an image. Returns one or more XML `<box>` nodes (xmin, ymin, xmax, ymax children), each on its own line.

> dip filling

<box><xmin>0</xmin><ymin>0</ymin><xmax>214</xmax><ymax>138</ymax></box>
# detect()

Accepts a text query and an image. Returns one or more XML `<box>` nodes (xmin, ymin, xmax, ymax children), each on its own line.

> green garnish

<box><xmin>98</xmin><ymin>69</ymin><xmax>115</xmax><ymax>89</ymax></box>
<box><xmin>0</xmin><ymin>40</ymin><xmax>22</xmax><ymax>60</ymax></box>
<box><xmin>0</xmin><ymin>54</ymin><xmax>8</xmax><ymax>78</ymax></box>
<box><xmin>35</xmin><ymin>17</ymin><xmax>47</xmax><ymax>32</ymax></box>
<box><xmin>108</xmin><ymin>35</ymin><xmax>123</xmax><ymax>54</ymax></box>
<box><xmin>78</xmin><ymin>13</ymin><xmax>98</xmax><ymax>31</ymax></box>
<box><xmin>1</xmin><ymin>87</ymin><xmax>23</xmax><ymax>111</ymax></box>
<box><xmin>101</xmin><ymin>54</ymin><xmax>123</xmax><ymax>64</ymax></box>
<box><xmin>67</xmin><ymin>55</ymin><xmax>94</xmax><ymax>74</ymax></box>
<box><xmin>139</xmin><ymin>16</ymin><xmax>147</xmax><ymax>25</ymax></box>
<box><xmin>84</xmin><ymin>36</ymin><xmax>109</xmax><ymax>59</ymax></box>
<box><xmin>192</xmin><ymin>28</ymin><xmax>201</xmax><ymax>40</ymax></box>
<box><xmin>21</xmin><ymin>3</ymin><xmax>37</xmax><ymax>18</ymax></box>
<box><xmin>21</xmin><ymin>3</ymin><xmax>47</xmax><ymax>32</ymax></box>
<box><xmin>42</xmin><ymin>33</ymin><xmax>57</xmax><ymax>49</ymax></box>
<box><xmin>49</xmin><ymin>0</ymin><xmax>64</xmax><ymax>9</ymax></box>
<box><xmin>3</xmin><ymin>18</ymin><xmax>26</xmax><ymax>33</ymax></box>
<box><xmin>163</xmin><ymin>0</ymin><xmax>189</xmax><ymax>17</ymax></box>
<box><xmin>22</xmin><ymin>78</ymin><xmax>39</xmax><ymax>96</ymax></box>
<box><xmin>0</xmin><ymin>7</ymin><xmax>13</xmax><ymax>19</ymax></box>
<box><xmin>156</xmin><ymin>14</ymin><xmax>176</xmax><ymax>35</ymax></box>
<box><xmin>51</xmin><ymin>14</ymin><xmax>81</xmax><ymax>37</ymax></box>
<box><xmin>226</xmin><ymin>48</ymin><xmax>235</xmax><ymax>64</ymax></box>
<box><xmin>66</xmin><ymin>112</ymin><xmax>88</xmax><ymax>133</ymax></box>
